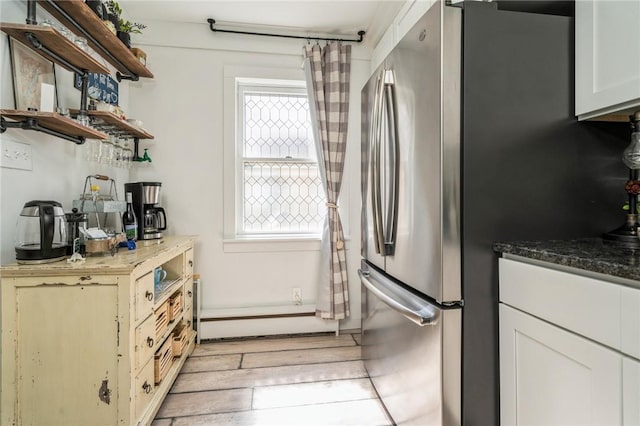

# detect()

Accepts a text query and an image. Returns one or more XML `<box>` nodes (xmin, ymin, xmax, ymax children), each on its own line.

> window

<box><xmin>236</xmin><ymin>79</ymin><xmax>325</xmax><ymax>236</ymax></box>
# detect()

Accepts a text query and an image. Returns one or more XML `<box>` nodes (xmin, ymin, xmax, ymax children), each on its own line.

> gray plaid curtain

<box><xmin>303</xmin><ymin>42</ymin><xmax>351</xmax><ymax>320</ymax></box>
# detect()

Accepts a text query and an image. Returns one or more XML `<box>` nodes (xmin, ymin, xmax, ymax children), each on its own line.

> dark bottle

<box><xmin>123</xmin><ymin>192</ymin><xmax>138</xmax><ymax>241</ymax></box>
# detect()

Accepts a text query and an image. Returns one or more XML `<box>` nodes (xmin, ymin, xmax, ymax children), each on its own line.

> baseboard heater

<box><xmin>200</xmin><ymin>303</ymin><xmax>317</xmax><ymax>322</ymax></box>
<box><xmin>201</xmin><ymin>311</ymin><xmax>316</xmax><ymax>322</ymax></box>
<box><xmin>199</xmin><ymin>304</ymin><xmax>338</xmax><ymax>339</ymax></box>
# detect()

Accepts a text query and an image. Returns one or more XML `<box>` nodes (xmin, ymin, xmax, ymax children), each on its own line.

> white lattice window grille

<box><xmin>237</xmin><ymin>81</ymin><xmax>325</xmax><ymax>235</ymax></box>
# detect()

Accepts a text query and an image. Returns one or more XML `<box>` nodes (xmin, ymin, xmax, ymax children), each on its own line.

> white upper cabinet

<box><xmin>576</xmin><ymin>0</ymin><xmax>640</xmax><ymax>120</ymax></box>
<box><xmin>370</xmin><ymin>0</ymin><xmax>436</xmax><ymax>73</ymax></box>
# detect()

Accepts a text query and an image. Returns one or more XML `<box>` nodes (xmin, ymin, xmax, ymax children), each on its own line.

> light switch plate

<box><xmin>0</xmin><ymin>137</ymin><xmax>33</xmax><ymax>171</ymax></box>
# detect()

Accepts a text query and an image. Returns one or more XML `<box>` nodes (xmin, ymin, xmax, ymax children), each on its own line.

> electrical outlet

<box><xmin>292</xmin><ymin>287</ymin><xmax>302</xmax><ymax>305</ymax></box>
<box><xmin>0</xmin><ymin>138</ymin><xmax>32</xmax><ymax>170</ymax></box>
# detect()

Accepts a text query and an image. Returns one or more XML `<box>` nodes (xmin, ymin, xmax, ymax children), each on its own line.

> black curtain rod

<box><xmin>207</xmin><ymin>18</ymin><xmax>365</xmax><ymax>43</ymax></box>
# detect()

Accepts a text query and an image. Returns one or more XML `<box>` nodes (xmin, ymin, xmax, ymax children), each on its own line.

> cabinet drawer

<box><xmin>135</xmin><ymin>315</ymin><xmax>156</xmax><ymax>369</ymax></box>
<box><xmin>135</xmin><ymin>358</ymin><xmax>155</xmax><ymax>422</ymax></box>
<box><xmin>135</xmin><ymin>272</ymin><xmax>155</xmax><ymax>324</ymax></box>
<box><xmin>499</xmin><ymin>258</ymin><xmax>621</xmax><ymax>350</ymax></box>
<box><xmin>185</xmin><ymin>248</ymin><xmax>194</xmax><ymax>278</ymax></box>
<box><xmin>183</xmin><ymin>278</ymin><xmax>194</xmax><ymax>311</ymax></box>
<box><xmin>11</xmin><ymin>274</ymin><xmax>119</xmax><ymax>287</ymax></box>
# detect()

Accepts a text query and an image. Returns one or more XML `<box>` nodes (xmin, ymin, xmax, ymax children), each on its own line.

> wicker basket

<box><xmin>154</xmin><ymin>337</ymin><xmax>173</xmax><ymax>384</ymax></box>
<box><xmin>154</xmin><ymin>301</ymin><xmax>169</xmax><ymax>340</ymax></box>
<box><xmin>168</xmin><ymin>291</ymin><xmax>183</xmax><ymax>323</ymax></box>
<box><xmin>171</xmin><ymin>321</ymin><xmax>189</xmax><ymax>357</ymax></box>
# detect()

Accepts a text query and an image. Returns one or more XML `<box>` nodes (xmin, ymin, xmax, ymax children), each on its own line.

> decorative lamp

<box><xmin>603</xmin><ymin>110</ymin><xmax>640</xmax><ymax>247</ymax></box>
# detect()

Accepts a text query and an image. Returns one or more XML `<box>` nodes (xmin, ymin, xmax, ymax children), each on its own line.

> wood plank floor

<box><xmin>153</xmin><ymin>332</ymin><xmax>392</xmax><ymax>425</ymax></box>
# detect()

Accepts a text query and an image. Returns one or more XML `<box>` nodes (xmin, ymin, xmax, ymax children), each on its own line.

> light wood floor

<box><xmin>152</xmin><ymin>332</ymin><xmax>392</xmax><ymax>425</ymax></box>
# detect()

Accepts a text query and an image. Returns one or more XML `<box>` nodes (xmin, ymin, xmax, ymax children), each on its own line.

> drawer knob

<box><xmin>187</xmin><ymin>290</ymin><xmax>192</xmax><ymax>297</ymax></box>
<box><xmin>188</xmin><ymin>260</ymin><xmax>193</xmax><ymax>267</ymax></box>
<box><xmin>147</xmin><ymin>336</ymin><xmax>154</xmax><ymax>348</ymax></box>
<box><xmin>142</xmin><ymin>381</ymin><xmax>152</xmax><ymax>394</ymax></box>
<box><xmin>145</xmin><ymin>291</ymin><xmax>153</xmax><ymax>301</ymax></box>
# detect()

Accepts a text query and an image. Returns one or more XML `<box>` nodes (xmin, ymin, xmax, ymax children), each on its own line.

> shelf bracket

<box><xmin>25</xmin><ymin>32</ymin><xmax>86</xmax><ymax>76</ymax></box>
<box><xmin>132</xmin><ymin>137</ymin><xmax>142</xmax><ymax>161</ymax></box>
<box><xmin>1</xmin><ymin>117</ymin><xmax>86</xmax><ymax>145</ymax></box>
<box><xmin>79</xmin><ymin>72</ymin><xmax>89</xmax><ymax>117</ymax></box>
<box><xmin>116</xmin><ymin>72</ymin><xmax>140</xmax><ymax>82</ymax></box>
<box><xmin>26</xmin><ymin>0</ymin><xmax>37</xmax><ymax>25</ymax></box>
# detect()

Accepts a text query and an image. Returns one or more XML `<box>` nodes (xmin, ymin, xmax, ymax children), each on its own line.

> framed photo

<box><xmin>9</xmin><ymin>37</ymin><xmax>57</xmax><ymax>111</ymax></box>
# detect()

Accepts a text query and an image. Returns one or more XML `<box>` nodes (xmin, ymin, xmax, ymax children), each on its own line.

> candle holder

<box><xmin>603</xmin><ymin>111</ymin><xmax>640</xmax><ymax>247</ymax></box>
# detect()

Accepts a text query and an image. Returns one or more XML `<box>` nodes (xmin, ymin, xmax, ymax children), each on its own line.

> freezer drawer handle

<box><xmin>358</xmin><ymin>269</ymin><xmax>436</xmax><ymax>326</ymax></box>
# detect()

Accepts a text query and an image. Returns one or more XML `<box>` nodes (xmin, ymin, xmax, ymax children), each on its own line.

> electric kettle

<box><xmin>15</xmin><ymin>200</ymin><xmax>68</xmax><ymax>264</ymax></box>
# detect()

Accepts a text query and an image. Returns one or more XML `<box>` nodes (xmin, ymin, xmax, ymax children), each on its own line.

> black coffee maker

<box><xmin>124</xmin><ymin>182</ymin><xmax>167</xmax><ymax>240</ymax></box>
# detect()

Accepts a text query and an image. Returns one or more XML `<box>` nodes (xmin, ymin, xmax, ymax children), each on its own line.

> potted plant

<box><xmin>117</xmin><ymin>20</ymin><xmax>147</xmax><ymax>48</ymax></box>
<box><xmin>104</xmin><ymin>0</ymin><xmax>121</xmax><ymax>33</ymax></box>
<box><xmin>105</xmin><ymin>0</ymin><xmax>146</xmax><ymax>48</ymax></box>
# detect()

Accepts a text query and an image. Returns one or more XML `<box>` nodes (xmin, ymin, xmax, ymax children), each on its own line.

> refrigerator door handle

<box><xmin>382</xmin><ymin>69</ymin><xmax>399</xmax><ymax>256</ymax></box>
<box><xmin>359</xmin><ymin>269</ymin><xmax>437</xmax><ymax>326</ymax></box>
<box><xmin>371</xmin><ymin>72</ymin><xmax>386</xmax><ymax>255</ymax></box>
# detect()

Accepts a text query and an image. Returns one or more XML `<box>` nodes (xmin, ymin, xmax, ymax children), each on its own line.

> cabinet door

<box><xmin>624</xmin><ymin>356</ymin><xmax>640</xmax><ymax>425</ymax></box>
<box><xmin>576</xmin><ymin>0</ymin><xmax>640</xmax><ymax>119</ymax></box>
<box><xmin>500</xmin><ymin>304</ymin><xmax>621</xmax><ymax>426</ymax></box>
<box><xmin>16</xmin><ymin>284</ymin><xmax>119</xmax><ymax>425</ymax></box>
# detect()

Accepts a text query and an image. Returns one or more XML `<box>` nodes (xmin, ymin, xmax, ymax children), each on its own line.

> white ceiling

<box><xmin>119</xmin><ymin>0</ymin><xmax>404</xmax><ymax>46</ymax></box>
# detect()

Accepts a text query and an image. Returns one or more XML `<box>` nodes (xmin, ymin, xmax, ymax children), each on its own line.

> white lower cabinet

<box><xmin>625</xmin><ymin>356</ymin><xmax>640</xmax><ymax>425</ymax></box>
<box><xmin>499</xmin><ymin>257</ymin><xmax>640</xmax><ymax>426</ymax></box>
<box><xmin>500</xmin><ymin>304</ymin><xmax>621</xmax><ymax>425</ymax></box>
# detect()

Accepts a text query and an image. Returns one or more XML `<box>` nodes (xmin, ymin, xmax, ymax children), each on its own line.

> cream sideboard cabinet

<box><xmin>1</xmin><ymin>236</ymin><xmax>196</xmax><ymax>426</ymax></box>
<box><xmin>576</xmin><ymin>0</ymin><xmax>640</xmax><ymax>120</ymax></box>
<box><xmin>498</xmin><ymin>257</ymin><xmax>640</xmax><ymax>425</ymax></box>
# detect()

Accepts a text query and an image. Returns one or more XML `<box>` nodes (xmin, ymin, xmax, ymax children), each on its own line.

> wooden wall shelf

<box><xmin>38</xmin><ymin>0</ymin><xmax>154</xmax><ymax>78</ymax></box>
<box><xmin>1</xmin><ymin>110</ymin><xmax>108</xmax><ymax>140</ymax></box>
<box><xmin>69</xmin><ymin>110</ymin><xmax>154</xmax><ymax>140</ymax></box>
<box><xmin>0</xmin><ymin>23</ymin><xmax>110</xmax><ymax>74</ymax></box>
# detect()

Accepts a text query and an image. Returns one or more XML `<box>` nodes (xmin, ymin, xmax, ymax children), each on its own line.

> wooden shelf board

<box><xmin>38</xmin><ymin>0</ymin><xmax>153</xmax><ymax>78</ymax></box>
<box><xmin>0</xmin><ymin>23</ymin><xmax>109</xmax><ymax>74</ymax></box>
<box><xmin>68</xmin><ymin>109</ymin><xmax>154</xmax><ymax>139</ymax></box>
<box><xmin>1</xmin><ymin>109</ymin><xmax>107</xmax><ymax>140</ymax></box>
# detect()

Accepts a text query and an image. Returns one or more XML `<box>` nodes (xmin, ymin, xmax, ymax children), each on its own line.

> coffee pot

<box><xmin>65</xmin><ymin>208</ymin><xmax>88</xmax><ymax>255</ymax></box>
<box><xmin>15</xmin><ymin>200</ymin><xmax>68</xmax><ymax>264</ymax></box>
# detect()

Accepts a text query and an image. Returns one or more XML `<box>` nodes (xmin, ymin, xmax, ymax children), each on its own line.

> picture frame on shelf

<box><xmin>8</xmin><ymin>37</ymin><xmax>58</xmax><ymax>112</ymax></box>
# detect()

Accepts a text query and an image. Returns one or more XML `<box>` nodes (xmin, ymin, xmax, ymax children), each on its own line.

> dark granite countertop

<box><xmin>493</xmin><ymin>238</ymin><xmax>640</xmax><ymax>282</ymax></box>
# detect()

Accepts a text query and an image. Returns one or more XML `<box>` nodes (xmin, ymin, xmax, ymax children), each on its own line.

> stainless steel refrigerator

<box><xmin>360</xmin><ymin>1</ymin><xmax>628</xmax><ymax>425</ymax></box>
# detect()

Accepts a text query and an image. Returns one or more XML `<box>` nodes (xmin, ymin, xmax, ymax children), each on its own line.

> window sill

<box><xmin>222</xmin><ymin>235</ymin><xmax>351</xmax><ymax>253</ymax></box>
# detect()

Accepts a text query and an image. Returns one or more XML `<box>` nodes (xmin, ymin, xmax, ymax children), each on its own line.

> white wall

<box><xmin>128</xmin><ymin>19</ymin><xmax>370</xmax><ymax>336</ymax></box>
<box><xmin>0</xmin><ymin>1</ymin><xmax>130</xmax><ymax>263</ymax></box>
